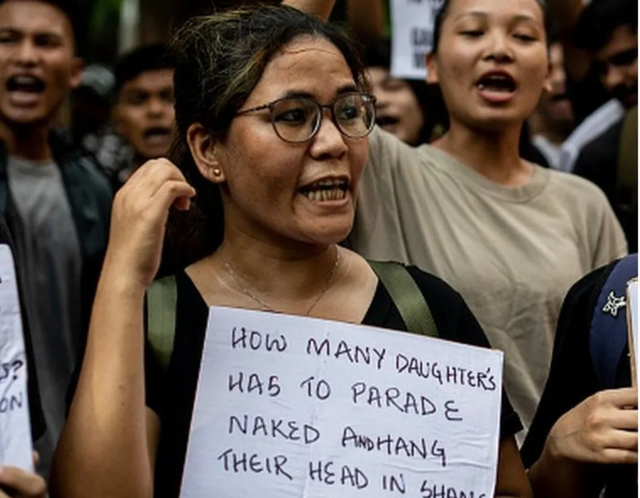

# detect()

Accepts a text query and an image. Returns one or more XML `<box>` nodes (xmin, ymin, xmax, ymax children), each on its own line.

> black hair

<box><xmin>161</xmin><ymin>4</ymin><xmax>367</xmax><ymax>272</ymax></box>
<box><xmin>0</xmin><ymin>0</ymin><xmax>84</xmax><ymax>52</ymax></box>
<box><xmin>431</xmin><ymin>0</ymin><xmax>547</xmax><ymax>54</ymax></box>
<box><xmin>114</xmin><ymin>43</ymin><xmax>174</xmax><ymax>95</ymax></box>
<box><xmin>574</xmin><ymin>0</ymin><xmax>638</xmax><ymax>53</ymax></box>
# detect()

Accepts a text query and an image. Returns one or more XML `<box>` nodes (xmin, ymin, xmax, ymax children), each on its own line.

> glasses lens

<box><xmin>271</xmin><ymin>97</ymin><xmax>319</xmax><ymax>143</ymax></box>
<box><xmin>334</xmin><ymin>93</ymin><xmax>375</xmax><ymax>138</ymax></box>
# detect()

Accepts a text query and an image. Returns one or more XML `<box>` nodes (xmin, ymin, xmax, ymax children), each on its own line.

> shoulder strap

<box><xmin>368</xmin><ymin>260</ymin><xmax>438</xmax><ymax>338</ymax></box>
<box><xmin>617</xmin><ymin>107</ymin><xmax>638</xmax><ymax>210</ymax></box>
<box><xmin>590</xmin><ymin>254</ymin><xmax>638</xmax><ymax>389</ymax></box>
<box><xmin>147</xmin><ymin>275</ymin><xmax>178</xmax><ymax>372</ymax></box>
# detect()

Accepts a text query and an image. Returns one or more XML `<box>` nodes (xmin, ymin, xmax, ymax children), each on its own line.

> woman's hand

<box><xmin>546</xmin><ymin>387</ymin><xmax>638</xmax><ymax>465</ymax></box>
<box><xmin>103</xmin><ymin>159</ymin><xmax>196</xmax><ymax>290</ymax></box>
<box><xmin>0</xmin><ymin>467</ymin><xmax>46</xmax><ymax>498</ymax></box>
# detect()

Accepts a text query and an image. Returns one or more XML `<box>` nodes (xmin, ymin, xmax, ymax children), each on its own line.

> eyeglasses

<box><xmin>235</xmin><ymin>92</ymin><xmax>377</xmax><ymax>143</ymax></box>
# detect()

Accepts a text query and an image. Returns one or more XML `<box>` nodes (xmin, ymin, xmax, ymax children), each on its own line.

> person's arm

<box><xmin>346</xmin><ymin>0</ymin><xmax>384</xmax><ymax>40</ymax></box>
<box><xmin>528</xmin><ymin>388</ymin><xmax>638</xmax><ymax>498</ymax></box>
<box><xmin>50</xmin><ymin>159</ymin><xmax>195</xmax><ymax>498</ymax></box>
<box><xmin>282</xmin><ymin>0</ymin><xmax>336</xmax><ymax>22</ymax></box>
<box><xmin>495</xmin><ymin>437</ymin><xmax>533</xmax><ymax>498</ymax></box>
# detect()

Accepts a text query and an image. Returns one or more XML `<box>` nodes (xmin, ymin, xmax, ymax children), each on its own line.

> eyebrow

<box><xmin>454</xmin><ymin>12</ymin><xmax>540</xmax><ymax>25</ymax></box>
<box><xmin>0</xmin><ymin>26</ymin><xmax>64</xmax><ymax>39</ymax></box>
<box><xmin>281</xmin><ymin>84</ymin><xmax>360</xmax><ymax>100</ymax></box>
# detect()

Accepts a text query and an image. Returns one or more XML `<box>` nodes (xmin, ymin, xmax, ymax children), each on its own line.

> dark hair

<box><xmin>574</xmin><ymin>0</ymin><xmax>638</xmax><ymax>52</ymax></box>
<box><xmin>162</xmin><ymin>4</ymin><xmax>367</xmax><ymax>271</ymax></box>
<box><xmin>431</xmin><ymin>0</ymin><xmax>547</xmax><ymax>54</ymax></box>
<box><xmin>0</xmin><ymin>0</ymin><xmax>84</xmax><ymax>52</ymax></box>
<box><xmin>115</xmin><ymin>43</ymin><xmax>174</xmax><ymax>95</ymax></box>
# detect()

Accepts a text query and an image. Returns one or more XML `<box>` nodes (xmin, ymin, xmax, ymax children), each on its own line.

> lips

<box><xmin>476</xmin><ymin>71</ymin><xmax>517</xmax><ymax>103</ymax></box>
<box><xmin>5</xmin><ymin>74</ymin><xmax>46</xmax><ymax>107</ymax></box>
<box><xmin>142</xmin><ymin>126</ymin><xmax>172</xmax><ymax>147</ymax></box>
<box><xmin>299</xmin><ymin>177</ymin><xmax>350</xmax><ymax>202</ymax></box>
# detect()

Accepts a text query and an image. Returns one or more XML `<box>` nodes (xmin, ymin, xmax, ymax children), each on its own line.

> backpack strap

<box><xmin>368</xmin><ymin>260</ymin><xmax>438</xmax><ymax>338</ymax></box>
<box><xmin>147</xmin><ymin>275</ymin><xmax>178</xmax><ymax>372</ymax></box>
<box><xmin>617</xmin><ymin>107</ymin><xmax>638</xmax><ymax>215</ymax></box>
<box><xmin>590</xmin><ymin>254</ymin><xmax>638</xmax><ymax>389</ymax></box>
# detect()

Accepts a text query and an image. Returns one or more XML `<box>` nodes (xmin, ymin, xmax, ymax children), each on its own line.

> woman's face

<box><xmin>367</xmin><ymin>66</ymin><xmax>425</xmax><ymax>145</ymax></box>
<box><xmin>427</xmin><ymin>0</ymin><xmax>549</xmax><ymax>131</ymax></box>
<box><xmin>215</xmin><ymin>36</ymin><xmax>369</xmax><ymax>248</ymax></box>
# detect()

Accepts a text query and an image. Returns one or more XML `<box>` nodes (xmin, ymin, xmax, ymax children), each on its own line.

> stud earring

<box><xmin>212</xmin><ymin>168</ymin><xmax>222</xmax><ymax>177</ymax></box>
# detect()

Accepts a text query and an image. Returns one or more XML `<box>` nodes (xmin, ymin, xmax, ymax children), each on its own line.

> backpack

<box><xmin>147</xmin><ymin>261</ymin><xmax>438</xmax><ymax>373</ymax></box>
<box><xmin>589</xmin><ymin>254</ymin><xmax>638</xmax><ymax>390</ymax></box>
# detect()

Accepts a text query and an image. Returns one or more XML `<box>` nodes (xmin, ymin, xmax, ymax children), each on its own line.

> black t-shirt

<box><xmin>521</xmin><ymin>262</ymin><xmax>636</xmax><ymax>498</ymax></box>
<box><xmin>147</xmin><ymin>266</ymin><xmax>522</xmax><ymax>498</ymax></box>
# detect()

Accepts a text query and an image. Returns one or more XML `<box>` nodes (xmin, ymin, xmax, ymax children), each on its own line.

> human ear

<box><xmin>187</xmin><ymin>123</ymin><xmax>226</xmax><ymax>183</ymax></box>
<box><xmin>542</xmin><ymin>62</ymin><xmax>553</xmax><ymax>93</ymax></box>
<box><xmin>426</xmin><ymin>52</ymin><xmax>439</xmax><ymax>84</ymax></box>
<box><xmin>69</xmin><ymin>57</ymin><xmax>84</xmax><ymax>89</ymax></box>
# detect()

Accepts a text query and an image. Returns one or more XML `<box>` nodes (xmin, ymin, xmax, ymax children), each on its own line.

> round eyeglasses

<box><xmin>235</xmin><ymin>92</ymin><xmax>377</xmax><ymax>143</ymax></box>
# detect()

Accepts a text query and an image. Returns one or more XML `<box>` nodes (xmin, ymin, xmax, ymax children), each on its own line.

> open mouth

<box><xmin>7</xmin><ymin>75</ymin><xmax>45</xmax><ymax>94</ymax></box>
<box><xmin>476</xmin><ymin>73</ymin><xmax>517</xmax><ymax>93</ymax></box>
<box><xmin>550</xmin><ymin>92</ymin><xmax>570</xmax><ymax>103</ymax></box>
<box><xmin>143</xmin><ymin>127</ymin><xmax>172</xmax><ymax>145</ymax></box>
<box><xmin>299</xmin><ymin>178</ymin><xmax>349</xmax><ymax>202</ymax></box>
<box><xmin>376</xmin><ymin>115</ymin><xmax>400</xmax><ymax>127</ymax></box>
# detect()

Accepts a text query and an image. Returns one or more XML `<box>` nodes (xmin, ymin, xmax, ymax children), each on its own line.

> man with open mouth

<box><xmin>112</xmin><ymin>43</ymin><xmax>176</xmax><ymax>188</ymax></box>
<box><xmin>0</xmin><ymin>0</ymin><xmax>111</xmax><ymax>483</ymax></box>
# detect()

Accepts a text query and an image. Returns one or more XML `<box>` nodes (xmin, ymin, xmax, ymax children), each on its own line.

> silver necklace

<box><xmin>220</xmin><ymin>248</ymin><xmax>341</xmax><ymax>316</ymax></box>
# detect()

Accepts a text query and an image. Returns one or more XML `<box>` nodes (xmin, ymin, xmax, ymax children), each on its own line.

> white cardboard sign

<box><xmin>390</xmin><ymin>0</ymin><xmax>445</xmax><ymax>80</ymax></box>
<box><xmin>627</xmin><ymin>280</ymin><xmax>638</xmax><ymax>386</ymax></box>
<box><xmin>181</xmin><ymin>307</ymin><xmax>503</xmax><ymax>497</ymax></box>
<box><xmin>0</xmin><ymin>244</ymin><xmax>32</xmax><ymax>471</ymax></box>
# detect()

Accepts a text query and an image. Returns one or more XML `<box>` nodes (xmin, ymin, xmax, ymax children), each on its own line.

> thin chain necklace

<box><xmin>220</xmin><ymin>247</ymin><xmax>341</xmax><ymax>316</ymax></box>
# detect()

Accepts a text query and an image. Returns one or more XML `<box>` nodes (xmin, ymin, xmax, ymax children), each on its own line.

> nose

<box><xmin>309</xmin><ymin>110</ymin><xmax>348</xmax><ymax>159</ymax></box>
<box><xmin>147</xmin><ymin>96</ymin><xmax>168</xmax><ymax>117</ymax></box>
<box><xmin>485</xmin><ymin>31</ymin><xmax>514</xmax><ymax>63</ymax></box>
<box><xmin>603</xmin><ymin>64</ymin><xmax>625</xmax><ymax>92</ymax></box>
<box><xmin>15</xmin><ymin>39</ymin><xmax>38</xmax><ymax>66</ymax></box>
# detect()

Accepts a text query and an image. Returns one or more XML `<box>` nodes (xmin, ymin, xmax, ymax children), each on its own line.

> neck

<box><xmin>538</xmin><ymin>124</ymin><xmax>570</xmax><ymax>146</ymax></box>
<box><xmin>433</xmin><ymin>120</ymin><xmax>531</xmax><ymax>186</ymax></box>
<box><xmin>0</xmin><ymin>120</ymin><xmax>52</xmax><ymax>161</ymax></box>
<box><xmin>214</xmin><ymin>224</ymin><xmax>341</xmax><ymax>309</ymax></box>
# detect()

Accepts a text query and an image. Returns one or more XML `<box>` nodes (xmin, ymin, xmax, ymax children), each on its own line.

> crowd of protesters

<box><xmin>0</xmin><ymin>0</ymin><xmax>636</xmax><ymax>496</ymax></box>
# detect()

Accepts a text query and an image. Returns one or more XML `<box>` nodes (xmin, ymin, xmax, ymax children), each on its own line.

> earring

<box><xmin>212</xmin><ymin>168</ymin><xmax>222</xmax><ymax>177</ymax></box>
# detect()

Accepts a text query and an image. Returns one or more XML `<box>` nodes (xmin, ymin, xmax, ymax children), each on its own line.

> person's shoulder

<box><xmin>546</xmin><ymin>167</ymin><xmax>610</xmax><ymax>203</ymax></box>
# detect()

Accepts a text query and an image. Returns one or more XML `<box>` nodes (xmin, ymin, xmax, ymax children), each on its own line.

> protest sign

<box><xmin>390</xmin><ymin>0</ymin><xmax>444</xmax><ymax>79</ymax></box>
<box><xmin>0</xmin><ymin>244</ymin><xmax>32</xmax><ymax>471</ymax></box>
<box><xmin>181</xmin><ymin>307</ymin><xmax>503</xmax><ymax>498</ymax></box>
<box><xmin>627</xmin><ymin>279</ymin><xmax>638</xmax><ymax>387</ymax></box>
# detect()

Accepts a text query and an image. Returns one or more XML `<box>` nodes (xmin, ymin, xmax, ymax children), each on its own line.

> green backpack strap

<box><xmin>617</xmin><ymin>106</ymin><xmax>638</xmax><ymax>211</ymax></box>
<box><xmin>368</xmin><ymin>260</ymin><xmax>438</xmax><ymax>338</ymax></box>
<box><xmin>147</xmin><ymin>275</ymin><xmax>178</xmax><ymax>372</ymax></box>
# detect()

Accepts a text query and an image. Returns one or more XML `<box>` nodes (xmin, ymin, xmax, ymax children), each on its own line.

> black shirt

<box><xmin>521</xmin><ymin>262</ymin><xmax>636</xmax><ymax>498</ymax></box>
<box><xmin>147</xmin><ymin>266</ymin><xmax>523</xmax><ymax>498</ymax></box>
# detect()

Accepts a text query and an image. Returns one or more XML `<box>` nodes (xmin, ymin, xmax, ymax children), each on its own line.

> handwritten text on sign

<box><xmin>0</xmin><ymin>244</ymin><xmax>32</xmax><ymax>471</ymax></box>
<box><xmin>181</xmin><ymin>307</ymin><xmax>503</xmax><ymax>498</ymax></box>
<box><xmin>391</xmin><ymin>0</ymin><xmax>445</xmax><ymax>79</ymax></box>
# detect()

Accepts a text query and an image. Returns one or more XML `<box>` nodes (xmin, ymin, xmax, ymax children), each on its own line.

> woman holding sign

<box><xmin>52</xmin><ymin>4</ymin><xmax>530</xmax><ymax>498</ymax></box>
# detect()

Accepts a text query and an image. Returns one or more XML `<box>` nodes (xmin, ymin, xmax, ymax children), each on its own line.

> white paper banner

<box><xmin>627</xmin><ymin>280</ymin><xmax>638</xmax><ymax>386</ymax></box>
<box><xmin>0</xmin><ymin>244</ymin><xmax>32</xmax><ymax>471</ymax></box>
<box><xmin>181</xmin><ymin>307</ymin><xmax>503</xmax><ymax>498</ymax></box>
<box><xmin>390</xmin><ymin>0</ymin><xmax>445</xmax><ymax>79</ymax></box>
